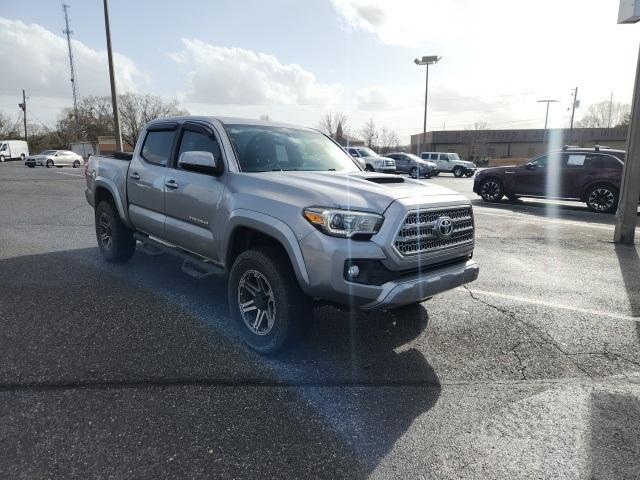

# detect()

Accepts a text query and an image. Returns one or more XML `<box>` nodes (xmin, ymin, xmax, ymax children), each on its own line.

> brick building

<box><xmin>410</xmin><ymin>127</ymin><xmax>628</xmax><ymax>160</ymax></box>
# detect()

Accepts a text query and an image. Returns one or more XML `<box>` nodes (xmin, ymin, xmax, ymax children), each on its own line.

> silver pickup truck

<box><xmin>85</xmin><ymin>116</ymin><xmax>479</xmax><ymax>353</ymax></box>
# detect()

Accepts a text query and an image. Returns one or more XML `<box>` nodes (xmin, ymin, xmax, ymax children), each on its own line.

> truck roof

<box><xmin>148</xmin><ymin>115</ymin><xmax>316</xmax><ymax>132</ymax></box>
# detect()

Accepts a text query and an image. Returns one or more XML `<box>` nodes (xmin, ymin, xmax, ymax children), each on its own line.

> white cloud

<box><xmin>170</xmin><ymin>39</ymin><xmax>344</xmax><ymax>107</ymax></box>
<box><xmin>331</xmin><ymin>0</ymin><xmax>463</xmax><ymax>47</ymax></box>
<box><xmin>0</xmin><ymin>17</ymin><xmax>145</xmax><ymax>98</ymax></box>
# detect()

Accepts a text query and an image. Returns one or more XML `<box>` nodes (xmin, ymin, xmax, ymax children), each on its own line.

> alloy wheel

<box><xmin>98</xmin><ymin>212</ymin><xmax>113</xmax><ymax>250</ymax></box>
<box><xmin>237</xmin><ymin>269</ymin><xmax>276</xmax><ymax>336</ymax></box>
<box><xmin>481</xmin><ymin>180</ymin><xmax>501</xmax><ymax>201</ymax></box>
<box><xmin>588</xmin><ymin>188</ymin><xmax>615</xmax><ymax>212</ymax></box>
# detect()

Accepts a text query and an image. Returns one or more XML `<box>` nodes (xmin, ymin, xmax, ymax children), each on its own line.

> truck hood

<box><xmin>233</xmin><ymin>171</ymin><xmax>462</xmax><ymax>213</ymax></box>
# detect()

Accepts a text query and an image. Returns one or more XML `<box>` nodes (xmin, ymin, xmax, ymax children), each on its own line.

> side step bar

<box><xmin>133</xmin><ymin>233</ymin><xmax>225</xmax><ymax>279</ymax></box>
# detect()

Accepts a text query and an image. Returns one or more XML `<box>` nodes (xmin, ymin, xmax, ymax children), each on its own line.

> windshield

<box><xmin>226</xmin><ymin>124</ymin><xmax>359</xmax><ymax>173</ymax></box>
<box><xmin>40</xmin><ymin>150</ymin><xmax>56</xmax><ymax>155</ymax></box>
<box><xmin>448</xmin><ymin>153</ymin><xmax>461</xmax><ymax>161</ymax></box>
<box><xmin>356</xmin><ymin>148</ymin><xmax>378</xmax><ymax>158</ymax></box>
<box><xmin>406</xmin><ymin>154</ymin><xmax>425</xmax><ymax>162</ymax></box>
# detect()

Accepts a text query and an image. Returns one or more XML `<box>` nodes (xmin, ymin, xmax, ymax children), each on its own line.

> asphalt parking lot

<box><xmin>1</xmin><ymin>162</ymin><xmax>639</xmax><ymax>479</ymax></box>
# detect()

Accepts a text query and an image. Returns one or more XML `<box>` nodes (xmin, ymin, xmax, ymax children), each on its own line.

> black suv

<box><xmin>474</xmin><ymin>146</ymin><xmax>626</xmax><ymax>213</ymax></box>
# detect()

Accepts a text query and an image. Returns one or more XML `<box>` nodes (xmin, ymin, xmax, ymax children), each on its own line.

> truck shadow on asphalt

<box><xmin>0</xmin><ymin>246</ymin><xmax>441</xmax><ymax>476</ymax></box>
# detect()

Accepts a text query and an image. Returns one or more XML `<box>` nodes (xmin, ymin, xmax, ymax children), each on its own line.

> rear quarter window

<box><xmin>141</xmin><ymin>130</ymin><xmax>175</xmax><ymax>166</ymax></box>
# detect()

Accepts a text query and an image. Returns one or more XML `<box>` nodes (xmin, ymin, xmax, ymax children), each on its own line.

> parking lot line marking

<box><xmin>55</xmin><ymin>171</ymin><xmax>82</xmax><ymax>177</ymax></box>
<box><xmin>473</xmin><ymin>209</ymin><xmax>624</xmax><ymax>231</ymax></box>
<box><xmin>468</xmin><ymin>288</ymin><xmax>640</xmax><ymax>322</ymax></box>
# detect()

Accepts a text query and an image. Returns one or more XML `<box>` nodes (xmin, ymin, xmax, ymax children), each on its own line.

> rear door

<box><xmin>561</xmin><ymin>152</ymin><xmax>588</xmax><ymax>198</ymax></box>
<box><xmin>163</xmin><ymin>122</ymin><xmax>226</xmax><ymax>260</ymax></box>
<box><xmin>389</xmin><ymin>154</ymin><xmax>406</xmax><ymax>173</ymax></box>
<box><xmin>127</xmin><ymin>123</ymin><xmax>177</xmax><ymax>239</ymax></box>
<box><xmin>437</xmin><ymin>154</ymin><xmax>450</xmax><ymax>172</ymax></box>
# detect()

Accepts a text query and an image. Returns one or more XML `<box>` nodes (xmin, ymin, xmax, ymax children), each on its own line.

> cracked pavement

<box><xmin>0</xmin><ymin>163</ymin><xmax>639</xmax><ymax>479</ymax></box>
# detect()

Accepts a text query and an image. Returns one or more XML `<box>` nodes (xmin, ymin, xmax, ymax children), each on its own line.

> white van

<box><xmin>0</xmin><ymin>140</ymin><xmax>29</xmax><ymax>162</ymax></box>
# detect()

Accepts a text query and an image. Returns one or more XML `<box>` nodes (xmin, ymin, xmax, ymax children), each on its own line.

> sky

<box><xmin>0</xmin><ymin>0</ymin><xmax>638</xmax><ymax>143</ymax></box>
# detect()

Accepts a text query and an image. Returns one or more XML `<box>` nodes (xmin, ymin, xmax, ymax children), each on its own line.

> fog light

<box><xmin>347</xmin><ymin>265</ymin><xmax>360</xmax><ymax>278</ymax></box>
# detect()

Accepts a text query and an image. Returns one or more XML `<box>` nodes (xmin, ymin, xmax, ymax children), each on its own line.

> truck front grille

<box><xmin>394</xmin><ymin>207</ymin><xmax>474</xmax><ymax>256</ymax></box>
<box><xmin>384</xmin><ymin>159</ymin><xmax>395</xmax><ymax>167</ymax></box>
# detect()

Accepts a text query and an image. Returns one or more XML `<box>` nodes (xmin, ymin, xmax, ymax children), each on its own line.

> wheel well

<box><xmin>226</xmin><ymin>227</ymin><xmax>290</xmax><ymax>269</ymax></box>
<box><xmin>95</xmin><ymin>186</ymin><xmax>115</xmax><ymax>207</ymax></box>
<box><xmin>582</xmin><ymin>182</ymin><xmax>618</xmax><ymax>202</ymax></box>
<box><xmin>480</xmin><ymin>176</ymin><xmax>503</xmax><ymax>187</ymax></box>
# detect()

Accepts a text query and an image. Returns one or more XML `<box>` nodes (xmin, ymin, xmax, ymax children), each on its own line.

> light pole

<box><xmin>414</xmin><ymin>55</ymin><xmax>441</xmax><ymax>155</ymax></box>
<box><xmin>614</xmin><ymin>0</ymin><xmax>640</xmax><ymax>244</ymax></box>
<box><xmin>537</xmin><ymin>99</ymin><xmax>558</xmax><ymax>144</ymax></box>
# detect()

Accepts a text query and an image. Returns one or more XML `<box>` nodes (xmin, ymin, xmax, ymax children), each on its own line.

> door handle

<box><xmin>129</xmin><ymin>172</ymin><xmax>140</xmax><ymax>180</ymax></box>
<box><xmin>165</xmin><ymin>179</ymin><xmax>179</xmax><ymax>189</ymax></box>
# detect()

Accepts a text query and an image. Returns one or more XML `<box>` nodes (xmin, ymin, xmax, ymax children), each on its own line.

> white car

<box><xmin>26</xmin><ymin>150</ymin><xmax>83</xmax><ymax>169</ymax></box>
<box><xmin>346</xmin><ymin>147</ymin><xmax>396</xmax><ymax>173</ymax></box>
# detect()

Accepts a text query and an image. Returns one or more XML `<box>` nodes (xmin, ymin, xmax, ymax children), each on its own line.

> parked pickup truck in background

<box><xmin>346</xmin><ymin>146</ymin><xmax>396</xmax><ymax>173</ymax></box>
<box><xmin>85</xmin><ymin>116</ymin><xmax>479</xmax><ymax>354</ymax></box>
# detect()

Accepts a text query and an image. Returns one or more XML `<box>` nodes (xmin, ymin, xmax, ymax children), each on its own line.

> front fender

<box><xmin>222</xmin><ymin>210</ymin><xmax>310</xmax><ymax>289</ymax></box>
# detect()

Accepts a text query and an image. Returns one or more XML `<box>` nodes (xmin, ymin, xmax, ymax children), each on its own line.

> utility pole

<box><xmin>18</xmin><ymin>90</ymin><xmax>27</xmax><ymax>142</ymax></box>
<box><xmin>569</xmin><ymin>87</ymin><xmax>579</xmax><ymax>130</ymax></box>
<box><xmin>607</xmin><ymin>92</ymin><xmax>614</xmax><ymax>128</ymax></box>
<box><xmin>103</xmin><ymin>0</ymin><xmax>122</xmax><ymax>151</ymax></box>
<box><xmin>62</xmin><ymin>3</ymin><xmax>79</xmax><ymax>138</ymax></box>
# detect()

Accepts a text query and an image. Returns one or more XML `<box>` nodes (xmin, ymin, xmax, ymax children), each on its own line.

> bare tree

<box><xmin>317</xmin><ymin>111</ymin><xmax>348</xmax><ymax>138</ymax></box>
<box><xmin>577</xmin><ymin>101</ymin><xmax>631</xmax><ymax>128</ymax></box>
<box><xmin>618</xmin><ymin>110</ymin><xmax>631</xmax><ymax>128</ymax></box>
<box><xmin>466</xmin><ymin>120</ymin><xmax>488</xmax><ymax>161</ymax></box>
<box><xmin>378</xmin><ymin>127</ymin><xmax>400</xmax><ymax>153</ymax></box>
<box><xmin>119</xmin><ymin>93</ymin><xmax>187</xmax><ymax>147</ymax></box>
<box><xmin>360</xmin><ymin>118</ymin><xmax>379</xmax><ymax>149</ymax></box>
<box><xmin>0</xmin><ymin>112</ymin><xmax>19</xmax><ymax>138</ymax></box>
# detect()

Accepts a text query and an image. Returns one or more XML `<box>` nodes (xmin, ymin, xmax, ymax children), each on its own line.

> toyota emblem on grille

<box><xmin>435</xmin><ymin>216</ymin><xmax>453</xmax><ymax>239</ymax></box>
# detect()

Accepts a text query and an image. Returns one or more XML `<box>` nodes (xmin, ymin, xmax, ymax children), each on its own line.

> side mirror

<box><xmin>178</xmin><ymin>151</ymin><xmax>219</xmax><ymax>174</ymax></box>
<box><xmin>55</xmin><ymin>153</ymin><xmax>60</xmax><ymax>157</ymax></box>
<box><xmin>525</xmin><ymin>163</ymin><xmax>536</xmax><ymax>170</ymax></box>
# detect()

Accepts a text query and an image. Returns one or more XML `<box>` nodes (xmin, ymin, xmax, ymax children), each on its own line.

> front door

<box><xmin>512</xmin><ymin>154</ymin><xmax>548</xmax><ymax>196</ymax></box>
<box><xmin>164</xmin><ymin>123</ymin><xmax>226</xmax><ymax>261</ymax></box>
<box><xmin>127</xmin><ymin>124</ymin><xmax>177</xmax><ymax>239</ymax></box>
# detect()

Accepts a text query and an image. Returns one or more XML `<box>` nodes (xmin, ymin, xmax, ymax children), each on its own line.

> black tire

<box><xmin>479</xmin><ymin>177</ymin><xmax>504</xmax><ymax>203</ymax></box>
<box><xmin>95</xmin><ymin>200</ymin><xmax>136</xmax><ymax>263</ymax></box>
<box><xmin>453</xmin><ymin>166</ymin><xmax>464</xmax><ymax>177</ymax></box>
<box><xmin>73</xmin><ymin>160</ymin><xmax>81</xmax><ymax>168</ymax></box>
<box><xmin>0</xmin><ymin>155</ymin><xmax>5</xmax><ymax>162</ymax></box>
<box><xmin>27</xmin><ymin>164</ymin><xmax>35</xmax><ymax>168</ymax></box>
<box><xmin>46</xmin><ymin>159</ymin><xmax>53</xmax><ymax>168</ymax></box>
<box><xmin>228</xmin><ymin>247</ymin><xmax>312</xmax><ymax>355</ymax></box>
<box><xmin>56</xmin><ymin>166</ymin><xmax>63</xmax><ymax>168</ymax></box>
<box><xmin>409</xmin><ymin>167</ymin><xmax>418</xmax><ymax>179</ymax></box>
<box><xmin>585</xmin><ymin>184</ymin><xmax>618</xmax><ymax>214</ymax></box>
<box><xmin>465</xmin><ymin>171</ymin><xmax>474</xmax><ymax>177</ymax></box>
<box><xmin>20</xmin><ymin>154</ymin><xmax>25</xmax><ymax>161</ymax></box>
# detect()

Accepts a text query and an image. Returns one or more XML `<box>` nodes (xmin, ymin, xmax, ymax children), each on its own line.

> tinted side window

<box><xmin>141</xmin><ymin>130</ymin><xmax>175</xmax><ymax>166</ymax></box>
<box><xmin>430</xmin><ymin>154</ymin><xmax>438</xmax><ymax>160</ymax></box>
<box><xmin>588</xmin><ymin>154</ymin><xmax>622</xmax><ymax>169</ymax></box>
<box><xmin>177</xmin><ymin>130</ymin><xmax>221</xmax><ymax>169</ymax></box>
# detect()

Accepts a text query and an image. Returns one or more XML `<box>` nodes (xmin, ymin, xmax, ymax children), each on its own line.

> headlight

<box><xmin>303</xmin><ymin>207</ymin><xmax>384</xmax><ymax>238</ymax></box>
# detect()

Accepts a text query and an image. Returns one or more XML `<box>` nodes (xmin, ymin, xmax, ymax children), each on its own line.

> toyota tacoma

<box><xmin>85</xmin><ymin>116</ymin><xmax>479</xmax><ymax>354</ymax></box>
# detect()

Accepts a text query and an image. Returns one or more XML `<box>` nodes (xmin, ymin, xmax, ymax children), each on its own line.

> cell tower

<box><xmin>62</xmin><ymin>3</ymin><xmax>79</xmax><ymax>126</ymax></box>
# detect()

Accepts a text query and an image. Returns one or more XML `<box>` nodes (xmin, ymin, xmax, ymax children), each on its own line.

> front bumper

<box><xmin>298</xmin><ymin>223</ymin><xmax>478</xmax><ymax>309</ymax></box>
<box><xmin>360</xmin><ymin>259</ymin><xmax>479</xmax><ymax>309</ymax></box>
<box><xmin>378</xmin><ymin>166</ymin><xmax>396</xmax><ymax>173</ymax></box>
